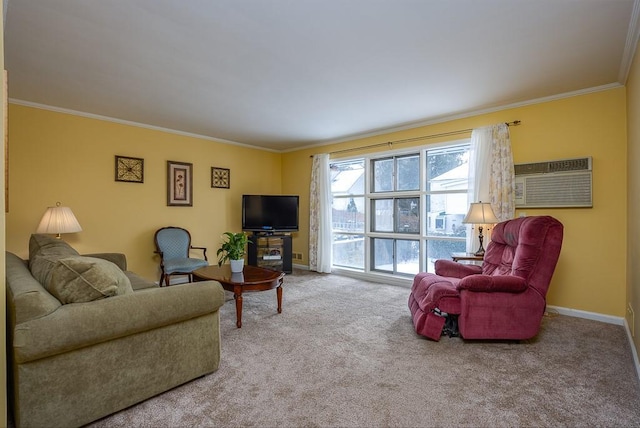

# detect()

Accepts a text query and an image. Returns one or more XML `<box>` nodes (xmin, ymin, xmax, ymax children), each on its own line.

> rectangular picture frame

<box><xmin>167</xmin><ymin>160</ymin><xmax>193</xmax><ymax>206</ymax></box>
<box><xmin>115</xmin><ymin>155</ymin><xmax>144</xmax><ymax>183</ymax></box>
<box><xmin>211</xmin><ymin>167</ymin><xmax>230</xmax><ymax>189</ymax></box>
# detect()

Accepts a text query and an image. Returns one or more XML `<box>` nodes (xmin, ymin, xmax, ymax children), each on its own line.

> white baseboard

<box><xmin>330</xmin><ymin>267</ymin><xmax>413</xmax><ymax>287</ymax></box>
<box><xmin>546</xmin><ymin>305</ymin><xmax>624</xmax><ymax>325</ymax></box>
<box><xmin>546</xmin><ymin>305</ymin><xmax>640</xmax><ymax>382</ymax></box>
<box><xmin>292</xmin><ymin>263</ymin><xmax>310</xmax><ymax>271</ymax></box>
<box><xmin>623</xmin><ymin>318</ymin><xmax>640</xmax><ymax>383</ymax></box>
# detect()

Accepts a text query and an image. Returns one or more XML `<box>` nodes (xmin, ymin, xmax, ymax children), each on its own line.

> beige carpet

<box><xmin>88</xmin><ymin>269</ymin><xmax>640</xmax><ymax>427</ymax></box>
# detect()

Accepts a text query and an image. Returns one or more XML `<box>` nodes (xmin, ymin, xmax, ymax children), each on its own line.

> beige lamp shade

<box><xmin>463</xmin><ymin>201</ymin><xmax>499</xmax><ymax>256</ymax></box>
<box><xmin>36</xmin><ymin>202</ymin><xmax>82</xmax><ymax>238</ymax></box>
<box><xmin>462</xmin><ymin>202</ymin><xmax>499</xmax><ymax>225</ymax></box>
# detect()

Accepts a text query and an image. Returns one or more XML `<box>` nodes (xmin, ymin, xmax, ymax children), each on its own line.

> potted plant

<box><xmin>217</xmin><ymin>232</ymin><xmax>249</xmax><ymax>273</ymax></box>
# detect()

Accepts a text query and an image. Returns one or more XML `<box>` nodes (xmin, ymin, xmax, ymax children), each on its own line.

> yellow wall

<box><xmin>2</xmin><ymin>59</ymin><xmax>633</xmax><ymax>426</ymax></box>
<box><xmin>283</xmin><ymin>87</ymin><xmax>628</xmax><ymax>317</ymax></box>
<box><xmin>6</xmin><ymin>104</ymin><xmax>283</xmax><ymax>281</ymax></box>
<box><xmin>627</xmin><ymin>41</ymin><xmax>640</xmax><ymax>356</ymax></box>
<box><xmin>5</xmin><ymin>76</ymin><xmax>630</xmax><ymax>327</ymax></box>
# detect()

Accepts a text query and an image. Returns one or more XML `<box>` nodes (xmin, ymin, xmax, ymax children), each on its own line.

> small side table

<box><xmin>451</xmin><ymin>252</ymin><xmax>484</xmax><ymax>263</ymax></box>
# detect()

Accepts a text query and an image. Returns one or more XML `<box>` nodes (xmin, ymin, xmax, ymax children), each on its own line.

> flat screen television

<box><xmin>242</xmin><ymin>195</ymin><xmax>299</xmax><ymax>232</ymax></box>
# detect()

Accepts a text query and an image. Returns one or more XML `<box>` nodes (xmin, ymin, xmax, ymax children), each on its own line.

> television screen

<box><xmin>242</xmin><ymin>195</ymin><xmax>299</xmax><ymax>232</ymax></box>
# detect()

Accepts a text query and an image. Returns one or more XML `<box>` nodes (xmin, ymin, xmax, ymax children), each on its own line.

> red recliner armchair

<box><xmin>408</xmin><ymin>215</ymin><xmax>563</xmax><ymax>341</ymax></box>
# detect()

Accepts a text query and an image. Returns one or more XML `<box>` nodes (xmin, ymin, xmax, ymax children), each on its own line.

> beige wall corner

<box><xmin>626</xmin><ymin>38</ymin><xmax>640</xmax><ymax>366</ymax></box>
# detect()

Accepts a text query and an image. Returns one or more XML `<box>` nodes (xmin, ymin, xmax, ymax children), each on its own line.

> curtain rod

<box><xmin>311</xmin><ymin>120</ymin><xmax>521</xmax><ymax>158</ymax></box>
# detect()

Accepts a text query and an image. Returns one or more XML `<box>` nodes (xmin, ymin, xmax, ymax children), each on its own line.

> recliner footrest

<box><xmin>442</xmin><ymin>313</ymin><xmax>459</xmax><ymax>337</ymax></box>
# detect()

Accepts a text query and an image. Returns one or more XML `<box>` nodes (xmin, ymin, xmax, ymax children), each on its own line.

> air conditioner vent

<box><xmin>514</xmin><ymin>157</ymin><xmax>591</xmax><ymax>176</ymax></box>
<box><xmin>514</xmin><ymin>162</ymin><xmax>548</xmax><ymax>175</ymax></box>
<box><xmin>514</xmin><ymin>157</ymin><xmax>592</xmax><ymax>208</ymax></box>
<box><xmin>548</xmin><ymin>157</ymin><xmax>591</xmax><ymax>173</ymax></box>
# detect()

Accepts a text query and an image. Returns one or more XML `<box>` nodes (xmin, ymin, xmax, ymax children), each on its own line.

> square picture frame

<box><xmin>211</xmin><ymin>167</ymin><xmax>230</xmax><ymax>189</ymax></box>
<box><xmin>115</xmin><ymin>155</ymin><xmax>144</xmax><ymax>183</ymax></box>
<box><xmin>167</xmin><ymin>161</ymin><xmax>193</xmax><ymax>206</ymax></box>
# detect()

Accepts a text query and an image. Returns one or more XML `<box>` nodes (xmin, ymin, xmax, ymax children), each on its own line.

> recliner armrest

<box><xmin>435</xmin><ymin>259</ymin><xmax>483</xmax><ymax>278</ymax></box>
<box><xmin>456</xmin><ymin>275</ymin><xmax>527</xmax><ymax>293</ymax></box>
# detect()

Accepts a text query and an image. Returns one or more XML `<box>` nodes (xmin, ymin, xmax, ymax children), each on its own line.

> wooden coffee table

<box><xmin>193</xmin><ymin>264</ymin><xmax>284</xmax><ymax>328</ymax></box>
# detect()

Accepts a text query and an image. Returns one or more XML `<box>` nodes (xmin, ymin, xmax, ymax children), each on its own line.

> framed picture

<box><xmin>167</xmin><ymin>161</ymin><xmax>193</xmax><ymax>206</ymax></box>
<box><xmin>211</xmin><ymin>167</ymin><xmax>230</xmax><ymax>189</ymax></box>
<box><xmin>115</xmin><ymin>155</ymin><xmax>144</xmax><ymax>183</ymax></box>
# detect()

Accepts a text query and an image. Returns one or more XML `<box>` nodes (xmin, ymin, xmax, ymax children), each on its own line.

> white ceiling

<box><xmin>4</xmin><ymin>0</ymin><xmax>639</xmax><ymax>151</ymax></box>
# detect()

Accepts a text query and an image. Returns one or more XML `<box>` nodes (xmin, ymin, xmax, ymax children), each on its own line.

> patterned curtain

<box><xmin>488</xmin><ymin>123</ymin><xmax>515</xmax><ymax>221</ymax></box>
<box><xmin>467</xmin><ymin>123</ymin><xmax>515</xmax><ymax>250</ymax></box>
<box><xmin>309</xmin><ymin>154</ymin><xmax>332</xmax><ymax>273</ymax></box>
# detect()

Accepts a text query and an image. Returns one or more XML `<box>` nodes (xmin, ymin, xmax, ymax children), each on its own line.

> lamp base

<box><xmin>474</xmin><ymin>226</ymin><xmax>485</xmax><ymax>257</ymax></box>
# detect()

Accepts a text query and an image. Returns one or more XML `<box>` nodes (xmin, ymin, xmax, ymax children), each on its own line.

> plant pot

<box><xmin>230</xmin><ymin>258</ymin><xmax>244</xmax><ymax>273</ymax></box>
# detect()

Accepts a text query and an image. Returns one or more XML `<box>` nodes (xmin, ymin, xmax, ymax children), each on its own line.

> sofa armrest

<box><xmin>12</xmin><ymin>280</ymin><xmax>225</xmax><ymax>363</ymax></box>
<box><xmin>82</xmin><ymin>253</ymin><xmax>127</xmax><ymax>271</ymax></box>
<box><xmin>435</xmin><ymin>259</ymin><xmax>483</xmax><ymax>278</ymax></box>
<box><xmin>456</xmin><ymin>275</ymin><xmax>527</xmax><ymax>293</ymax></box>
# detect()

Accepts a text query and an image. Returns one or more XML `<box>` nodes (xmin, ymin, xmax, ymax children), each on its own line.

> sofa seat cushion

<box><xmin>47</xmin><ymin>256</ymin><xmax>133</xmax><ymax>304</ymax></box>
<box><xmin>125</xmin><ymin>271</ymin><xmax>158</xmax><ymax>290</ymax></box>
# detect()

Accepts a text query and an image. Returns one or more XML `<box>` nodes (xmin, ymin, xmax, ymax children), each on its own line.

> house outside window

<box><xmin>330</xmin><ymin>140</ymin><xmax>470</xmax><ymax>278</ymax></box>
<box><xmin>330</xmin><ymin>160</ymin><xmax>365</xmax><ymax>269</ymax></box>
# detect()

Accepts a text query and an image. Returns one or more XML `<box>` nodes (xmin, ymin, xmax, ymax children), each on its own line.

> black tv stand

<box><xmin>257</xmin><ymin>230</ymin><xmax>277</xmax><ymax>236</ymax></box>
<box><xmin>248</xmin><ymin>232</ymin><xmax>292</xmax><ymax>273</ymax></box>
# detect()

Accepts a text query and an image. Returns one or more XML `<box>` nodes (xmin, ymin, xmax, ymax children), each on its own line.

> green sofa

<box><xmin>6</xmin><ymin>234</ymin><xmax>226</xmax><ymax>428</ymax></box>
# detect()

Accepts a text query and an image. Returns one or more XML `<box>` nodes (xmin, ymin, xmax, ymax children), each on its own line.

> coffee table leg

<box><xmin>276</xmin><ymin>285</ymin><xmax>282</xmax><ymax>314</ymax></box>
<box><xmin>234</xmin><ymin>288</ymin><xmax>243</xmax><ymax>328</ymax></box>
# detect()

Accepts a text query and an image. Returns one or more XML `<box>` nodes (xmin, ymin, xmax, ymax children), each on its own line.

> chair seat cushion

<box><xmin>164</xmin><ymin>258</ymin><xmax>209</xmax><ymax>274</ymax></box>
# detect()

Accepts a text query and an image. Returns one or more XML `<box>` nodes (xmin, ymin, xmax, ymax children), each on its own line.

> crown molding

<box><xmin>292</xmin><ymin>82</ymin><xmax>624</xmax><ymax>154</ymax></box>
<box><xmin>11</xmin><ymin>82</ymin><xmax>624</xmax><ymax>155</ymax></box>
<box><xmin>7</xmin><ymin>98</ymin><xmax>280</xmax><ymax>153</ymax></box>
<box><xmin>619</xmin><ymin>0</ymin><xmax>640</xmax><ymax>84</ymax></box>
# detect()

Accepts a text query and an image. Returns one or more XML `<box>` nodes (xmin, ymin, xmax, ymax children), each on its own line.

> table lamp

<box><xmin>36</xmin><ymin>202</ymin><xmax>83</xmax><ymax>239</ymax></box>
<box><xmin>463</xmin><ymin>201</ymin><xmax>499</xmax><ymax>256</ymax></box>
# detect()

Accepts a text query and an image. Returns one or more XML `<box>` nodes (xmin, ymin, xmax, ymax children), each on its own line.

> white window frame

<box><xmin>330</xmin><ymin>139</ymin><xmax>470</xmax><ymax>286</ymax></box>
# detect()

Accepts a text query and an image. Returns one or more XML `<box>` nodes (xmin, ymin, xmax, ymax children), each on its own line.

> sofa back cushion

<box><xmin>47</xmin><ymin>256</ymin><xmax>133</xmax><ymax>304</ymax></box>
<box><xmin>28</xmin><ymin>234</ymin><xmax>133</xmax><ymax>304</ymax></box>
<box><xmin>29</xmin><ymin>234</ymin><xmax>79</xmax><ymax>286</ymax></box>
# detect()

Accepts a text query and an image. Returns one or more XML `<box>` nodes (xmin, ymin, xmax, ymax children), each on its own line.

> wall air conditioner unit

<box><xmin>514</xmin><ymin>157</ymin><xmax>592</xmax><ymax>208</ymax></box>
